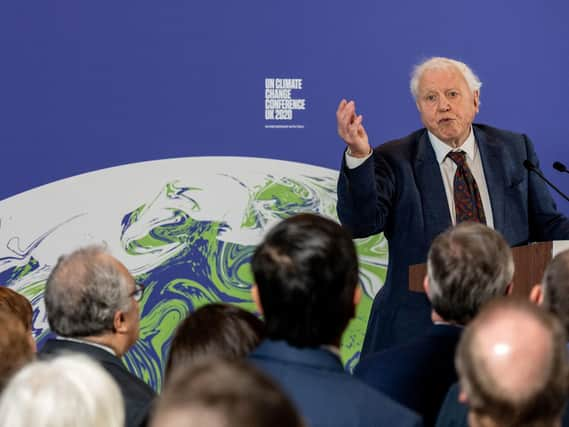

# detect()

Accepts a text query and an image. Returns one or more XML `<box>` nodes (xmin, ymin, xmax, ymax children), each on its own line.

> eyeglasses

<box><xmin>129</xmin><ymin>282</ymin><xmax>145</xmax><ymax>302</ymax></box>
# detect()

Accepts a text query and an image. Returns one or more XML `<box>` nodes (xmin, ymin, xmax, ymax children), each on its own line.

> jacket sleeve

<box><xmin>336</xmin><ymin>148</ymin><xmax>395</xmax><ymax>238</ymax></box>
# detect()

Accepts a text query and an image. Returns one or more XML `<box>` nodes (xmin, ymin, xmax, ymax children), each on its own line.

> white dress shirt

<box><xmin>56</xmin><ymin>336</ymin><xmax>117</xmax><ymax>356</ymax></box>
<box><xmin>344</xmin><ymin>127</ymin><xmax>494</xmax><ymax>228</ymax></box>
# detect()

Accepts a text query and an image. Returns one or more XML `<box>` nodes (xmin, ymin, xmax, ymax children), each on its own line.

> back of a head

<box><xmin>427</xmin><ymin>222</ymin><xmax>514</xmax><ymax>324</ymax></box>
<box><xmin>45</xmin><ymin>245</ymin><xmax>131</xmax><ymax>337</ymax></box>
<box><xmin>165</xmin><ymin>303</ymin><xmax>265</xmax><ymax>380</ymax></box>
<box><xmin>152</xmin><ymin>358</ymin><xmax>304</xmax><ymax>427</ymax></box>
<box><xmin>251</xmin><ymin>213</ymin><xmax>359</xmax><ymax>347</ymax></box>
<box><xmin>456</xmin><ymin>298</ymin><xmax>569</xmax><ymax>427</ymax></box>
<box><xmin>542</xmin><ymin>249</ymin><xmax>569</xmax><ymax>336</ymax></box>
<box><xmin>0</xmin><ymin>311</ymin><xmax>34</xmax><ymax>392</ymax></box>
<box><xmin>0</xmin><ymin>354</ymin><xmax>125</xmax><ymax>427</ymax></box>
<box><xmin>0</xmin><ymin>286</ymin><xmax>33</xmax><ymax>331</ymax></box>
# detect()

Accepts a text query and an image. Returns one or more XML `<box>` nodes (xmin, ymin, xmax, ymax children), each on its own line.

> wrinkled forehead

<box><xmin>418</xmin><ymin>65</ymin><xmax>470</xmax><ymax>93</ymax></box>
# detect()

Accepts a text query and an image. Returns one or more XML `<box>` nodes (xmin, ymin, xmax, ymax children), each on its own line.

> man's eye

<box><xmin>448</xmin><ymin>91</ymin><xmax>459</xmax><ymax>98</ymax></box>
<box><xmin>425</xmin><ymin>94</ymin><xmax>437</xmax><ymax>102</ymax></box>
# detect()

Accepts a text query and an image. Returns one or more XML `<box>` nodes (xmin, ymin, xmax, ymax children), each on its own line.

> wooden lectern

<box><xmin>408</xmin><ymin>241</ymin><xmax>569</xmax><ymax>297</ymax></box>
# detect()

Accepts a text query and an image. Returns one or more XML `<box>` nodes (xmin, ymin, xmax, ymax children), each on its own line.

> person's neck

<box><xmin>82</xmin><ymin>334</ymin><xmax>123</xmax><ymax>357</ymax></box>
<box><xmin>431</xmin><ymin>310</ymin><xmax>462</xmax><ymax>326</ymax></box>
<box><xmin>470</xmin><ymin>412</ymin><xmax>560</xmax><ymax>427</ymax></box>
<box><xmin>445</xmin><ymin>139</ymin><xmax>465</xmax><ymax>149</ymax></box>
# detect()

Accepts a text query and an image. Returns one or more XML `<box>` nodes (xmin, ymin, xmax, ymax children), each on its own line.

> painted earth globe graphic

<box><xmin>0</xmin><ymin>157</ymin><xmax>388</xmax><ymax>391</ymax></box>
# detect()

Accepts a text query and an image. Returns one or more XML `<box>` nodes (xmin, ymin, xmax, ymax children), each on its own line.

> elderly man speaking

<box><xmin>336</xmin><ymin>57</ymin><xmax>569</xmax><ymax>355</ymax></box>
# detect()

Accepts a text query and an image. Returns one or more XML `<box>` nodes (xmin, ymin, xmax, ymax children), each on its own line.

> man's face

<box><xmin>416</xmin><ymin>66</ymin><xmax>480</xmax><ymax>147</ymax></box>
<box><xmin>115</xmin><ymin>259</ymin><xmax>141</xmax><ymax>347</ymax></box>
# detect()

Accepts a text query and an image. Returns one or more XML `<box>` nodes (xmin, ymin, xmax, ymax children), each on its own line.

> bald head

<box><xmin>456</xmin><ymin>298</ymin><xmax>569</xmax><ymax>427</ymax></box>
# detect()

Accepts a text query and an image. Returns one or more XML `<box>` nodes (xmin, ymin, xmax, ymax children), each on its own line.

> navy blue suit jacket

<box><xmin>40</xmin><ymin>339</ymin><xmax>156</xmax><ymax>427</ymax></box>
<box><xmin>249</xmin><ymin>340</ymin><xmax>423</xmax><ymax>427</ymax></box>
<box><xmin>337</xmin><ymin>124</ymin><xmax>569</xmax><ymax>354</ymax></box>
<box><xmin>354</xmin><ymin>324</ymin><xmax>462</xmax><ymax>427</ymax></box>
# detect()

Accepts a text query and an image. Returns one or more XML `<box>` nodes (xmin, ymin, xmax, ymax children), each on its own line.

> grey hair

<box><xmin>542</xmin><ymin>249</ymin><xmax>569</xmax><ymax>336</ymax></box>
<box><xmin>0</xmin><ymin>354</ymin><xmax>125</xmax><ymax>427</ymax></box>
<box><xmin>427</xmin><ymin>222</ymin><xmax>514</xmax><ymax>325</ymax></box>
<box><xmin>45</xmin><ymin>245</ymin><xmax>132</xmax><ymax>337</ymax></box>
<box><xmin>410</xmin><ymin>57</ymin><xmax>482</xmax><ymax>100</ymax></box>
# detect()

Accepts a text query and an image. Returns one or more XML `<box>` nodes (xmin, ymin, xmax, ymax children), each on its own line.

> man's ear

<box><xmin>353</xmin><ymin>285</ymin><xmax>362</xmax><ymax>306</ymax></box>
<box><xmin>423</xmin><ymin>276</ymin><xmax>430</xmax><ymax>295</ymax></box>
<box><xmin>473</xmin><ymin>90</ymin><xmax>480</xmax><ymax>113</ymax></box>
<box><xmin>113</xmin><ymin>310</ymin><xmax>128</xmax><ymax>334</ymax></box>
<box><xmin>458</xmin><ymin>388</ymin><xmax>469</xmax><ymax>404</ymax></box>
<box><xmin>504</xmin><ymin>282</ymin><xmax>514</xmax><ymax>296</ymax></box>
<box><xmin>529</xmin><ymin>284</ymin><xmax>544</xmax><ymax>305</ymax></box>
<box><xmin>251</xmin><ymin>285</ymin><xmax>263</xmax><ymax>315</ymax></box>
<box><xmin>27</xmin><ymin>332</ymin><xmax>37</xmax><ymax>353</ymax></box>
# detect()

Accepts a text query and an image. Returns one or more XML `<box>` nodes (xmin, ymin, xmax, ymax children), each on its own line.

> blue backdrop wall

<box><xmin>2</xmin><ymin>1</ymin><xmax>568</xmax><ymax>207</ymax></box>
<box><xmin>1</xmin><ymin>1</ymin><xmax>568</xmax><ymax>390</ymax></box>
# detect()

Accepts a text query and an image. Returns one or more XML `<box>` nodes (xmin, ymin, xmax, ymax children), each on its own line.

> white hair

<box><xmin>0</xmin><ymin>354</ymin><xmax>124</xmax><ymax>427</ymax></box>
<box><xmin>409</xmin><ymin>57</ymin><xmax>482</xmax><ymax>100</ymax></box>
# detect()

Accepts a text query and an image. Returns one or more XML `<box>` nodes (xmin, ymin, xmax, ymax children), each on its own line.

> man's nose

<box><xmin>437</xmin><ymin>97</ymin><xmax>451</xmax><ymax>111</ymax></box>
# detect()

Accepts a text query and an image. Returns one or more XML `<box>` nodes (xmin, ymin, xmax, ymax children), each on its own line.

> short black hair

<box><xmin>251</xmin><ymin>213</ymin><xmax>359</xmax><ymax>347</ymax></box>
<box><xmin>165</xmin><ymin>303</ymin><xmax>264</xmax><ymax>380</ymax></box>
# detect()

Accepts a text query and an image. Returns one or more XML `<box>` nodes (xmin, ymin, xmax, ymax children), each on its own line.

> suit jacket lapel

<box><xmin>474</xmin><ymin>126</ymin><xmax>506</xmax><ymax>232</ymax></box>
<box><xmin>414</xmin><ymin>131</ymin><xmax>452</xmax><ymax>242</ymax></box>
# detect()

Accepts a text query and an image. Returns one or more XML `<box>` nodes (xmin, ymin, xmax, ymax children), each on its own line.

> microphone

<box><xmin>553</xmin><ymin>161</ymin><xmax>569</xmax><ymax>174</ymax></box>
<box><xmin>523</xmin><ymin>160</ymin><xmax>569</xmax><ymax>203</ymax></box>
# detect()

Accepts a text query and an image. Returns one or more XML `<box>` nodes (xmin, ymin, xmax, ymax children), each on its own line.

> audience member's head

<box><xmin>0</xmin><ymin>353</ymin><xmax>125</xmax><ymax>427</ymax></box>
<box><xmin>45</xmin><ymin>245</ymin><xmax>143</xmax><ymax>356</ymax></box>
<box><xmin>165</xmin><ymin>303</ymin><xmax>264</xmax><ymax>380</ymax></box>
<box><xmin>251</xmin><ymin>213</ymin><xmax>360</xmax><ymax>348</ymax></box>
<box><xmin>531</xmin><ymin>249</ymin><xmax>569</xmax><ymax>336</ymax></box>
<box><xmin>151</xmin><ymin>358</ymin><xmax>304</xmax><ymax>427</ymax></box>
<box><xmin>456</xmin><ymin>298</ymin><xmax>569</xmax><ymax>427</ymax></box>
<box><xmin>426</xmin><ymin>222</ymin><xmax>514</xmax><ymax>325</ymax></box>
<box><xmin>0</xmin><ymin>286</ymin><xmax>36</xmax><ymax>351</ymax></box>
<box><xmin>0</xmin><ymin>286</ymin><xmax>33</xmax><ymax>330</ymax></box>
<box><xmin>0</xmin><ymin>311</ymin><xmax>35</xmax><ymax>391</ymax></box>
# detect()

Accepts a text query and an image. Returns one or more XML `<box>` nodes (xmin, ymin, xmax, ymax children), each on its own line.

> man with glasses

<box><xmin>40</xmin><ymin>245</ymin><xmax>155</xmax><ymax>427</ymax></box>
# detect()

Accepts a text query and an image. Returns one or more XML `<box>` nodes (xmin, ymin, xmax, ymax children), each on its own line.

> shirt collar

<box><xmin>56</xmin><ymin>336</ymin><xmax>117</xmax><ymax>356</ymax></box>
<box><xmin>429</xmin><ymin>127</ymin><xmax>477</xmax><ymax>165</ymax></box>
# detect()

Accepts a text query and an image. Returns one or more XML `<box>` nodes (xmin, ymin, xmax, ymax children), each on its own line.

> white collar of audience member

<box><xmin>56</xmin><ymin>336</ymin><xmax>117</xmax><ymax>356</ymax></box>
<box><xmin>429</xmin><ymin>127</ymin><xmax>476</xmax><ymax>165</ymax></box>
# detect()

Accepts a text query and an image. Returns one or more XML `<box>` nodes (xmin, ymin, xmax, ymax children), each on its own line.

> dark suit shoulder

<box><xmin>374</xmin><ymin>129</ymin><xmax>426</xmax><ymax>158</ymax></box>
<box><xmin>39</xmin><ymin>339</ymin><xmax>155</xmax><ymax>427</ymax></box>
<box><xmin>250</xmin><ymin>342</ymin><xmax>423</xmax><ymax>427</ymax></box>
<box><xmin>473</xmin><ymin>123</ymin><xmax>525</xmax><ymax>141</ymax></box>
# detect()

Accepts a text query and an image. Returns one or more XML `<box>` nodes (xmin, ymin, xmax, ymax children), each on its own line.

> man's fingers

<box><xmin>337</xmin><ymin>101</ymin><xmax>356</xmax><ymax>137</ymax></box>
<box><xmin>337</xmin><ymin>99</ymin><xmax>367</xmax><ymax>147</ymax></box>
<box><xmin>336</xmin><ymin>99</ymin><xmax>348</xmax><ymax>116</ymax></box>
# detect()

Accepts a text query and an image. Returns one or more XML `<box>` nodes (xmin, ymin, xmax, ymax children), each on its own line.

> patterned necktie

<box><xmin>447</xmin><ymin>151</ymin><xmax>486</xmax><ymax>224</ymax></box>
